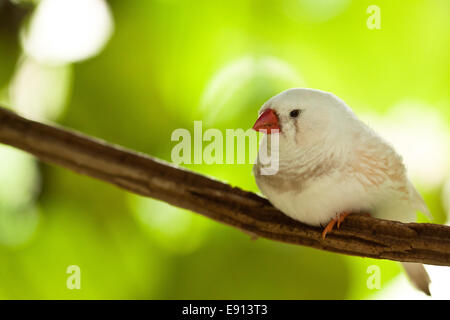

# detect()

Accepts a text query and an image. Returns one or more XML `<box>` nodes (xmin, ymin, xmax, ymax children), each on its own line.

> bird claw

<box><xmin>321</xmin><ymin>218</ymin><xmax>337</xmax><ymax>240</ymax></box>
<box><xmin>321</xmin><ymin>212</ymin><xmax>352</xmax><ymax>240</ymax></box>
<box><xmin>337</xmin><ymin>212</ymin><xmax>351</xmax><ymax>229</ymax></box>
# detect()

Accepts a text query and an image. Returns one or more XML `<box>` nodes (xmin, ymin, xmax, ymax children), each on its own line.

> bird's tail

<box><xmin>401</xmin><ymin>262</ymin><xmax>431</xmax><ymax>296</ymax></box>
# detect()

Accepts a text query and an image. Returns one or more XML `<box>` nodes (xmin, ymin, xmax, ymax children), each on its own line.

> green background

<box><xmin>0</xmin><ymin>0</ymin><xmax>448</xmax><ymax>299</ymax></box>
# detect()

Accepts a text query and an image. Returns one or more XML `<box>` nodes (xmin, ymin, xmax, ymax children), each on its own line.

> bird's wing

<box><xmin>349</xmin><ymin>135</ymin><xmax>408</xmax><ymax>193</ymax></box>
<box><xmin>349</xmin><ymin>132</ymin><xmax>431</xmax><ymax>219</ymax></box>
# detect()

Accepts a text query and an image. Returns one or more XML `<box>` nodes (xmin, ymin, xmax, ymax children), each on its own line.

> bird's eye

<box><xmin>289</xmin><ymin>109</ymin><xmax>300</xmax><ymax>118</ymax></box>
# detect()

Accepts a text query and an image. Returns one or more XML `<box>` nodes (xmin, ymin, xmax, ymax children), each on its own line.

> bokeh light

<box><xmin>10</xmin><ymin>56</ymin><xmax>72</xmax><ymax>120</ymax></box>
<box><xmin>129</xmin><ymin>195</ymin><xmax>211</xmax><ymax>255</ymax></box>
<box><xmin>21</xmin><ymin>0</ymin><xmax>113</xmax><ymax>65</ymax></box>
<box><xmin>200</xmin><ymin>56</ymin><xmax>304</xmax><ymax>125</ymax></box>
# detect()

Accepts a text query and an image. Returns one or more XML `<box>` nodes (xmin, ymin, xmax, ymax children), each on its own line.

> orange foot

<box><xmin>321</xmin><ymin>212</ymin><xmax>352</xmax><ymax>240</ymax></box>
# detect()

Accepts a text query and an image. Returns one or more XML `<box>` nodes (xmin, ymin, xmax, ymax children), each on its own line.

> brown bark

<box><xmin>0</xmin><ymin>106</ymin><xmax>449</xmax><ymax>266</ymax></box>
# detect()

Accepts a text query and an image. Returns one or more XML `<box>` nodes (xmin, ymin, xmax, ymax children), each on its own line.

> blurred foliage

<box><xmin>0</xmin><ymin>0</ymin><xmax>448</xmax><ymax>299</ymax></box>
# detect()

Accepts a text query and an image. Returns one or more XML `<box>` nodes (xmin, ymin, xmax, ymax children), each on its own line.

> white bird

<box><xmin>252</xmin><ymin>88</ymin><xmax>432</xmax><ymax>295</ymax></box>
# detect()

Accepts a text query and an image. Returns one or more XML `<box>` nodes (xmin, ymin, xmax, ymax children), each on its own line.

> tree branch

<box><xmin>0</xmin><ymin>106</ymin><xmax>449</xmax><ymax>266</ymax></box>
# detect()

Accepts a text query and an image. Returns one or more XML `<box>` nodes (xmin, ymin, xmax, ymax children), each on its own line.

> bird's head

<box><xmin>252</xmin><ymin>88</ymin><xmax>354</xmax><ymax>146</ymax></box>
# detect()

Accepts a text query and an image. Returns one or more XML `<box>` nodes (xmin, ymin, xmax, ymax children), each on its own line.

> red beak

<box><xmin>252</xmin><ymin>109</ymin><xmax>280</xmax><ymax>134</ymax></box>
